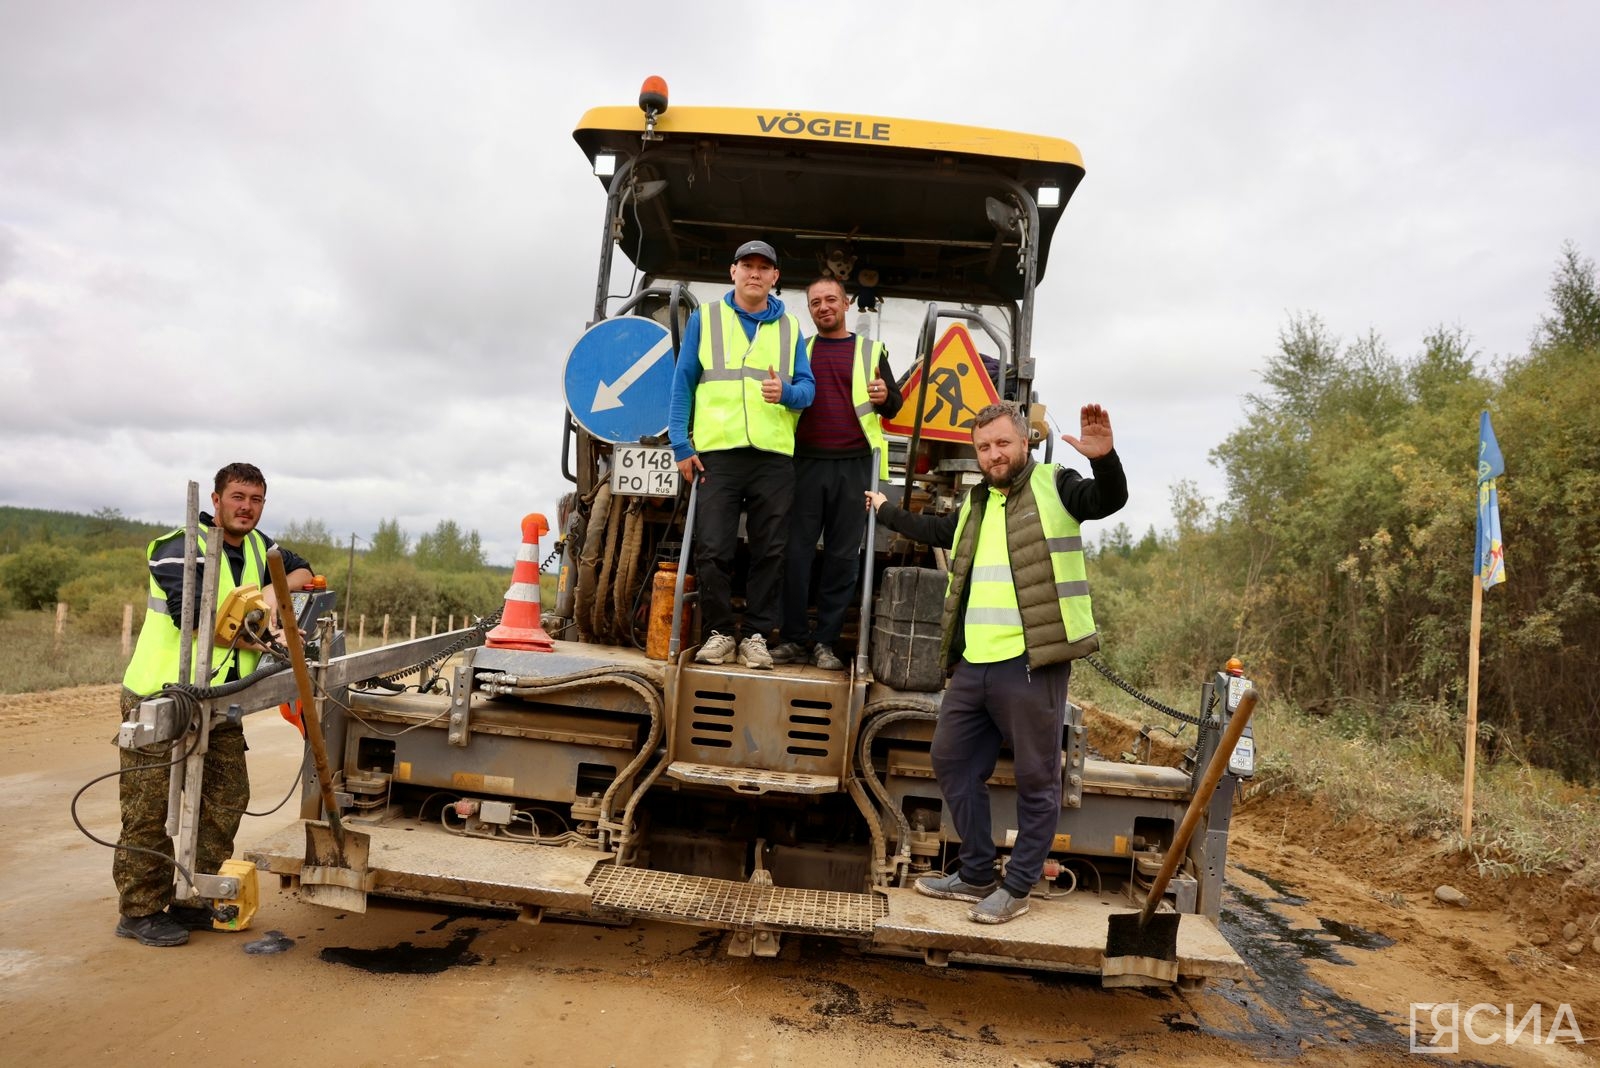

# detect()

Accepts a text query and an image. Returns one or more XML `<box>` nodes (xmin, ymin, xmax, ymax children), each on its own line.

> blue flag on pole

<box><xmin>1474</xmin><ymin>411</ymin><xmax>1505</xmax><ymax>590</ymax></box>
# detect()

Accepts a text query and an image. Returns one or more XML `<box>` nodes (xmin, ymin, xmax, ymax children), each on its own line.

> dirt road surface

<box><xmin>2</xmin><ymin>685</ymin><xmax>1596</xmax><ymax>1066</ymax></box>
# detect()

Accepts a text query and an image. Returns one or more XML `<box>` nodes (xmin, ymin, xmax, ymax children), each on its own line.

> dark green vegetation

<box><xmin>1090</xmin><ymin>243</ymin><xmax>1600</xmax><ymax>783</ymax></box>
<box><xmin>0</xmin><ymin>509</ymin><xmax>512</xmax><ymax>650</ymax></box>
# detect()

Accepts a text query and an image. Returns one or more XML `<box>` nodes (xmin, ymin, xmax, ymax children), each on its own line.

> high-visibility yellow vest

<box><xmin>123</xmin><ymin>526</ymin><xmax>267</xmax><ymax>696</ymax></box>
<box><xmin>960</xmin><ymin>485</ymin><xmax>1026</xmax><ymax>662</ymax></box>
<box><xmin>941</xmin><ymin>461</ymin><xmax>1099</xmax><ymax>669</ymax></box>
<box><xmin>690</xmin><ymin>300</ymin><xmax>803</xmax><ymax>455</ymax></box>
<box><xmin>805</xmin><ymin>333</ymin><xmax>891</xmax><ymax>479</ymax></box>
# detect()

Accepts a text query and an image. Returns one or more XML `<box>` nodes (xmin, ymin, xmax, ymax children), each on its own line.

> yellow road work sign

<box><xmin>881</xmin><ymin>324</ymin><xmax>1002</xmax><ymax>443</ymax></box>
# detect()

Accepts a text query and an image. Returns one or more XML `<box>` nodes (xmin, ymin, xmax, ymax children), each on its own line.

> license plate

<box><xmin>611</xmin><ymin>445</ymin><xmax>679</xmax><ymax>497</ymax></box>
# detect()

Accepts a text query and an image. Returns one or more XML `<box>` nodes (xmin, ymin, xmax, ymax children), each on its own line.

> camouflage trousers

<box><xmin>113</xmin><ymin>688</ymin><xmax>250</xmax><ymax>918</ymax></box>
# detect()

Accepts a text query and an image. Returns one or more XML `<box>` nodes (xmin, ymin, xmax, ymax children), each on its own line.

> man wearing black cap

<box><xmin>668</xmin><ymin>240</ymin><xmax>815</xmax><ymax>669</ymax></box>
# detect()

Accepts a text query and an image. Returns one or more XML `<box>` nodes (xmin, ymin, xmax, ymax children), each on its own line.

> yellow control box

<box><xmin>213</xmin><ymin>857</ymin><xmax>259</xmax><ymax>931</ymax></box>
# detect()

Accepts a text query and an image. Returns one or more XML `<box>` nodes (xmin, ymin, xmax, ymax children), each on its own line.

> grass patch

<box><xmin>0</xmin><ymin>573</ymin><xmax>559</xmax><ymax>692</ymax></box>
<box><xmin>0</xmin><ymin>610</ymin><xmax>130</xmax><ymax>693</ymax></box>
<box><xmin>340</xmin><ymin>573</ymin><xmax>556</xmax><ymax>651</ymax></box>
<box><xmin>1072</xmin><ymin>667</ymin><xmax>1600</xmax><ymax>878</ymax></box>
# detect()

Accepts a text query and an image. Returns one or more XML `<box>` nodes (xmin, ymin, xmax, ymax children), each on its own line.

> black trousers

<box><xmin>694</xmin><ymin>448</ymin><xmax>794</xmax><ymax>637</ymax></box>
<box><xmin>781</xmin><ymin>453</ymin><xmax>873</xmax><ymax>647</ymax></box>
<box><xmin>931</xmin><ymin>655</ymin><xmax>1070</xmax><ymax>896</ymax></box>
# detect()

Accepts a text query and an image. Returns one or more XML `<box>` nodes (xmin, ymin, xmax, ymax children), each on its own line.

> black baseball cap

<box><xmin>732</xmin><ymin>239</ymin><xmax>778</xmax><ymax>265</ymax></box>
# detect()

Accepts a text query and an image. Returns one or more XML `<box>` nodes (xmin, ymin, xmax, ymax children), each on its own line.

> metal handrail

<box><xmin>666</xmin><ymin>477</ymin><xmax>699</xmax><ymax>660</ymax></box>
<box><xmin>899</xmin><ymin>304</ymin><xmax>939</xmax><ymax>514</ymax></box>
<box><xmin>854</xmin><ymin>448</ymin><xmax>882</xmax><ymax>675</ymax></box>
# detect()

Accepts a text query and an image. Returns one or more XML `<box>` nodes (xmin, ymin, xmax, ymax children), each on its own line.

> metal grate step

<box><xmin>588</xmin><ymin>865</ymin><xmax>885</xmax><ymax>935</ymax></box>
<box><xmin>664</xmin><ymin>761</ymin><xmax>839</xmax><ymax>795</ymax></box>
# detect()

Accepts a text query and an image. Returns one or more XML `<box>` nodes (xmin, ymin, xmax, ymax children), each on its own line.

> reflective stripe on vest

<box><xmin>123</xmin><ymin>527</ymin><xmax>268</xmax><ymax>695</ymax></box>
<box><xmin>1032</xmin><ymin>465</ymin><xmax>1096</xmax><ymax>642</ymax></box>
<box><xmin>960</xmin><ymin>487</ymin><xmax>1026</xmax><ymax>662</ymax></box>
<box><xmin>806</xmin><ymin>333</ymin><xmax>891</xmax><ymax>479</ymax></box>
<box><xmin>691</xmin><ymin>301</ymin><xmax>801</xmax><ymax>455</ymax></box>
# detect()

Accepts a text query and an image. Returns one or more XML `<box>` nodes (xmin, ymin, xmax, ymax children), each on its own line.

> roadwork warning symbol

<box><xmin>881</xmin><ymin>323</ymin><xmax>1001</xmax><ymax>443</ymax></box>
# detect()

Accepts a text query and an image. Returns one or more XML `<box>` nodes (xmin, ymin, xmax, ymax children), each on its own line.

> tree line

<box><xmin>1089</xmin><ymin>243</ymin><xmax>1600</xmax><ymax>782</ymax></box>
<box><xmin>0</xmin><ymin>511</ymin><xmax>511</xmax><ymax>637</ymax></box>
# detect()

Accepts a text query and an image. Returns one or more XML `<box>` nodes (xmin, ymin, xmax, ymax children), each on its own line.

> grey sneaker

<box><xmin>969</xmin><ymin>887</ymin><xmax>1030</xmax><ymax>924</ymax></box>
<box><xmin>914</xmin><ymin>870</ymin><xmax>999</xmax><ymax>903</ymax></box>
<box><xmin>738</xmin><ymin>634</ymin><xmax>774</xmax><ymax>670</ymax></box>
<box><xmin>810</xmin><ymin>644</ymin><xmax>845</xmax><ymax>671</ymax></box>
<box><xmin>769</xmin><ymin>641</ymin><xmax>807</xmax><ymax>664</ymax></box>
<box><xmin>115</xmin><ymin>911</ymin><xmax>189</xmax><ymax>947</ymax></box>
<box><xmin>695</xmin><ymin>632</ymin><xmax>736</xmax><ymax>664</ymax></box>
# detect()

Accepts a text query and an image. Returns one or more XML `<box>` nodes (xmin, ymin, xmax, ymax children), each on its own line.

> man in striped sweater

<box><xmin>771</xmin><ymin>276</ymin><xmax>902</xmax><ymax>669</ymax></box>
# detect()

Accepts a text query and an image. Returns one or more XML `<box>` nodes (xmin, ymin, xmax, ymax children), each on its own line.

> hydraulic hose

<box><xmin>856</xmin><ymin>702</ymin><xmax>940</xmax><ymax>885</ymax></box>
<box><xmin>591</xmin><ymin>487</ymin><xmax>625</xmax><ymax>642</ymax></box>
<box><xmin>612</xmin><ymin>499</ymin><xmax>645</xmax><ymax>637</ymax></box>
<box><xmin>476</xmin><ymin>666</ymin><xmax>663</xmax><ymax>854</ymax></box>
<box><xmin>575</xmin><ymin>483</ymin><xmax>613</xmax><ymax>643</ymax></box>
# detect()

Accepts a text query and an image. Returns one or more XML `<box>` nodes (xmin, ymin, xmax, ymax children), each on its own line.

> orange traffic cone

<box><xmin>486</xmin><ymin>513</ymin><xmax>555</xmax><ymax>652</ymax></box>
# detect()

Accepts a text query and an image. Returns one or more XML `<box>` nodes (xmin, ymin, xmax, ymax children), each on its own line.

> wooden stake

<box><xmin>54</xmin><ymin>602</ymin><xmax>67</xmax><ymax>650</ymax></box>
<box><xmin>382</xmin><ymin>613</ymin><xmax>390</xmax><ymax>644</ymax></box>
<box><xmin>1462</xmin><ymin>576</ymin><xmax>1484</xmax><ymax>839</ymax></box>
<box><xmin>430</xmin><ymin>616</ymin><xmax>437</xmax><ymax>635</ymax></box>
<box><xmin>358</xmin><ymin>614</ymin><xmax>365</xmax><ymax>645</ymax></box>
<box><xmin>410</xmin><ymin>615</ymin><xmax>417</xmax><ymax>639</ymax></box>
<box><xmin>121</xmin><ymin>603</ymin><xmax>133</xmax><ymax>657</ymax></box>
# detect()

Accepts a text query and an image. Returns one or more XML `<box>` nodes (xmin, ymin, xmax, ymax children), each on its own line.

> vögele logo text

<box><xmin>756</xmin><ymin>113</ymin><xmax>891</xmax><ymax>142</ymax></box>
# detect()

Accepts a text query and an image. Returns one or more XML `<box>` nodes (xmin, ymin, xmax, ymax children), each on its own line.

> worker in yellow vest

<box><xmin>867</xmin><ymin>402</ymin><xmax>1125</xmax><ymax>924</ymax></box>
<box><xmin>772</xmin><ymin>275</ymin><xmax>901</xmax><ymax>670</ymax></box>
<box><xmin>668</xmin><ymin>239</ymin><xmax>814</xmax><ymax>669</ymax></box>
<box><xmin>114</xmin><ymin>463</ymin><xmax>313</xmax><ymax>946</ymax></box>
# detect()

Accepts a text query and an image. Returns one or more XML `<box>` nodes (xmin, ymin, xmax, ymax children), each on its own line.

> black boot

<box><xmin>114</xmin><ymin>911</ymin><xmax>189</xmax><ymax>947</ymax></box>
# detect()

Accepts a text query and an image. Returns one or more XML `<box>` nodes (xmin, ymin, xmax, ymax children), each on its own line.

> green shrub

<box><xmin>59</xmin><ymin>573</ymin><xmax>143</xmax><ymax>637</ymax></box>
<box><xmin>0</xmin><ymin>544</ymin><xmax>81</xmax><ymax>610</ymax></box>
<box><xmin>433</xmin><ymin>570</ymin><xmax>509</xmax><ymax>619</ymax></box>
<box><xmin>55</xmin><ymin>547</ymin><xmax>157</xmax><ymax>637</ymax></box>
<box><xmin>346</xmin><ymin>560</ymin><xmax>436</xmax><ymax>622</ymax></box>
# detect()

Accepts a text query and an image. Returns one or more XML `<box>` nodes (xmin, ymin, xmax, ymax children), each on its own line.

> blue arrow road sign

<box><xmin>563</xmin><ymin>317</ymin><xmax>676</xmax><ymax>445</ymax></box>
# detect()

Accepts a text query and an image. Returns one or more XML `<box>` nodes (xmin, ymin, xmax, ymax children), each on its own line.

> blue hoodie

<box><xmin>668</xmin><ymin>292</ymin><xmax>815</xmax><ymax>462</ymax></box>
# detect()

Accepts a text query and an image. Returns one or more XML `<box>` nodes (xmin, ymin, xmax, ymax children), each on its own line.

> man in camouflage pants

<box><xmin>115</xmin><ymin>463</ymin><xmax>311</xmax><ymax>946</ymax></box>
<box><xmin>114</xmin><ymin>690</ymin><xmax>251</xmax><ymax>938</ymax></box>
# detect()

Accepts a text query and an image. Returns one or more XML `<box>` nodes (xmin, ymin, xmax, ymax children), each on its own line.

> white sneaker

<box><xmin>695</xmin><ymin>632</ymin><xmax>736</xmax><ymax>664</ymax></box>
<box><xmin>738</xmin><ymin>634</ymin><xmax>774</xmax><ymax>670</ymax></box>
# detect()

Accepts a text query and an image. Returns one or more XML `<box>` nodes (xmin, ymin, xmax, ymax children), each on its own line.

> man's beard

<box><xmin>984</xmin><ymin>453</ymin><xmax>1027</xmax><ymax>488</ymax></box>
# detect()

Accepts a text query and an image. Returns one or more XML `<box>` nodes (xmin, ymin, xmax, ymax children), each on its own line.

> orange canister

<box><xmin>646</xmin><ymin>561</ymin><xmax>695</xmax><ymax>661</ymax></box>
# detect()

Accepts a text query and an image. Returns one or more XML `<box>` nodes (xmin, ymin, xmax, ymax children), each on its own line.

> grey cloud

<box><xmin>2</xmin><ymin>1</ymin><xmax>1598</xmax><ymax>559</ymax></box>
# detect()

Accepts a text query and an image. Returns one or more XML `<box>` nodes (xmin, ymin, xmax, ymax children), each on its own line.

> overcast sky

<box><xmin>3</xmin><ymin>2</ymin><xmax>1596</xmax><ymax>565</ymax></box>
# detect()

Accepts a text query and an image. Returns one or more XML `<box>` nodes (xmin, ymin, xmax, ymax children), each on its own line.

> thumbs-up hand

<box><xmin>868</xmin><ymin>360</ymin><xmax>887</xmax><ymax>405</ymax></box>
<box><xmin>761</xmin><ymin>365</ymin><xmax>783</xmax><ymax>404</ymax></box>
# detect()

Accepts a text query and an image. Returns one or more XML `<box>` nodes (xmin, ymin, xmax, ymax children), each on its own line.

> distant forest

<box><xmin>0</xmin><ymin>506</ymin><xmax>168</xmax><ymax>555</ymax></box>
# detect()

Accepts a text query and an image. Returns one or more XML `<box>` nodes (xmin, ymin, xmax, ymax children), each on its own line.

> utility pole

<box><xmin>346</xmin><ymin>532</ymin><xmax>357</xmax><ymax>621</ymax></box>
